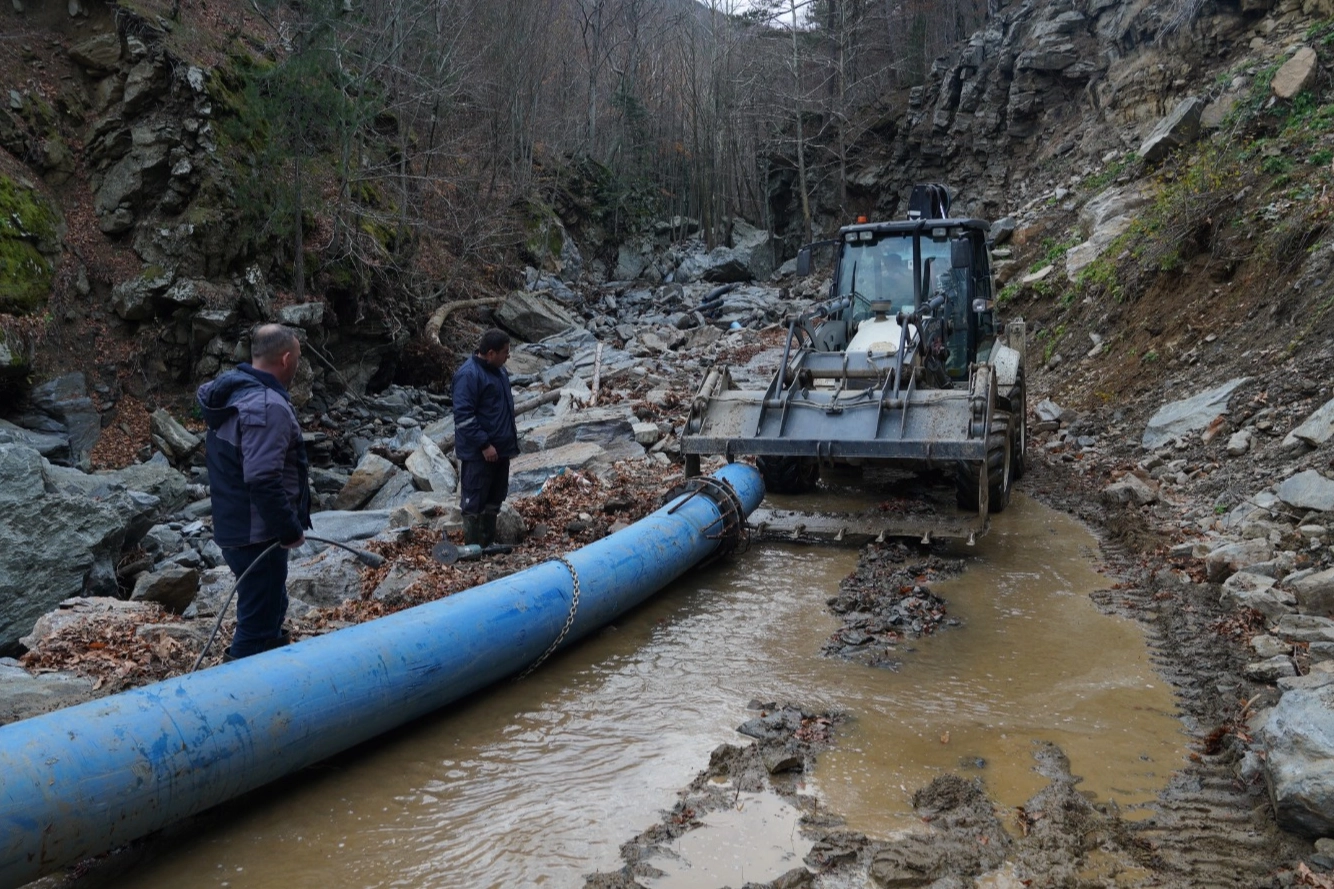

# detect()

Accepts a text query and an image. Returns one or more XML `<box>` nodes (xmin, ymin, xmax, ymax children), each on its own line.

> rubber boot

<box><xmin>462</xmin><ymin>514</ymin><xmax>484</xmax><ymax>546</ymax></box>
<box><xmin>480</xmin><ymin>513</ymin><xmax>498</xmax><ymax>549</ymax></box>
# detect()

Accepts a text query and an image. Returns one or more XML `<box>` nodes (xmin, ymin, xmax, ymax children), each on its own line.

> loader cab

<box><xmin>829</xmin><ymin>218</ymin><xmax>995</xmax><ymax>379</ymax></box>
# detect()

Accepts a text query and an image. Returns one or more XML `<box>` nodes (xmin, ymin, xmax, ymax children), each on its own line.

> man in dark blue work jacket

<box><xmin>197</xmin><ymin>324</ymin><xmax>312</xmax><ymax>659</ymax></box>
<box><xmin>452</xmin><ymin>328</ymin><xmax>520</xmax><ymax>548</ymax></box>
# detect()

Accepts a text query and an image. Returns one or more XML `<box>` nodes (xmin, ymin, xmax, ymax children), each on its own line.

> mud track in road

<box><xmin>587</xmin><ymin>451</ymin><xmax>1317</xmax><ymax>889</ymax></box>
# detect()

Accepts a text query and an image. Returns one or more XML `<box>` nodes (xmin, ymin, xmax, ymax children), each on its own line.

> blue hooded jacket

<box><xmin>452</xmin><ymin>354</ymin><xmax>519</xmax><ymax>462</ymax></box>
<box><xmin>197</xmin><ymin>365</ymin><xmax>312</xmax><ymax>548</ymax></box>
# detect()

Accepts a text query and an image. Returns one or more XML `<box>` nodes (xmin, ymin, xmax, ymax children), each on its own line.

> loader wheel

<box><xmin>955</xmin><ymin>415</ymin><xmax>1012</xmax><ymax>514</ymax></box>
<box><xmin>756</xmin><ymin>456</ymin><xmax>820</xmax><ymax>495</ymax></box>
<box><xmin>1009</xmin><ymin>378</ymin><xmax>1027</xmax><ymax>482</ymax></box>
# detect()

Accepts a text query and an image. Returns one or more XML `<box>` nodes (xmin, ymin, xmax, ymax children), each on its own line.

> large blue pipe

<box><xmin>0</xmin><ymin>464</ymin><xmax>762</xmax><ymax>888</ymax></box>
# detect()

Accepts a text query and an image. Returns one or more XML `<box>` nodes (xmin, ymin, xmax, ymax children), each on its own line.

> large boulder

<box><xmin>1204</xmin><ymin>539</ymin><xmax>1275</xmax><ymax>583</ymax></box>
<box><xmin>1276</xmin><ymin>470</ymin><xmax>1334</xmax><ymax>513</ymax></box>
<box><xmin>98</xmin><ymin>460</ymin><xmax>191</xmax><ymax>515</ymax></box>
<box><xmin>149</xmin><ymin>408</ymin><xmax>202</xmax><ymax>463</ymax></box>
<box><xmin>0</xmin><ymin>418</ymin><xmax>68</xmax><ymax>462</ymax></box>
<box><xmin>521</xmin><ymin>408</ymin><xmax>635</xmax><ymax>452</ymax></box>
<box><xmin>1272</xmin><ymin>47</ymin><xmax>1319</xmax><ymax>100</ymax></box>
<box><xmin>1290</xmin><ymin>568</ymin><xmax>1334</xmax><ymax>617</ymax></box>
<box><xmin>729</xmin><ymin>219</ymin><xmax>776</xmax><ymax>282</ymax></box>
<box><xmin>405</xmin><ymin>434</ymin><xmax>458</xmax><ymax>494</ymax></box>
<box><xmin>674</xmin><ymin>246</ymin><xmax>750</xmax><ymax>284</ymax></box>
<box><xmin>509</xmin><ymin>442</ymin><xmax>604</xmax><ymax>496</ymax></box>
<box><xmin>1282</xmin><ymin>397</ymin><xmax>1334</xmax><ymax>449</ymax></box>
<box><xmin>129</xmin><ymin>566</ymin><xmax>199</xmax><ymax>614</ymax></box>
<box><xmin>68</xmin><ymin>32</ymin><xmax>122</xmax><ymax>71</ymax></box>
<box><xmin>1141</xmin><ymin>378</ymin><xmax>1249</xmax><ymax>449</ymax></box>
<box><xmin>1260</xmin><ymin>685</ymin><xmax>1334</xmax><ymax>837</ymax></box>
<box><xmin>1220</xmin><ymin>572</ymin><xmax>1294</xmax><ymax>621</ymax></box>
<box><xmin>0</xmin><ymin>658</ymin><xmax>97</xmax><ymax>727</ymax></box>
<box><xmin>1138</xmin><ymin>96</ymin><xmax>1206</xmax><ymax>164</ymax></box>
<box><xmin>495</xmin><ymin>291</ymin><xmax>581</xmax><ymax>342</ymax></box>
<box><xmin>286</xmin><ymin>549</ymin><xmax>367</xmax><ymax>608</ymax></box>
<box><xmin>0</xmin><ymin>445</ymin><xmax>143</xmax><ymax>652</ymax></box>
<box><xmin>1066</xmin><ymin>215</ymin><xmax>1134</xmax><ymax>281</ymax></box>
<box><xmin>1077</xmin><ymin>183</ymin><xmax>1153</xmax><ymax>236</ymax></box>
<box><xmin>28</xmin><ymin>373</ymin><xmax>101</xmax><ymax>469</ymax></box>
<box><xmin>333</xmin><ymin>452</ymin><xmax>398</xmax><ymax>511</ymax></box>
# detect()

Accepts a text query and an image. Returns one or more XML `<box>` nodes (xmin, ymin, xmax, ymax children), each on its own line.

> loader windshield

<box><xmin>834</xmin><ymin>232</ymin><xmax>962</xmax><ymax>322</ymax></box>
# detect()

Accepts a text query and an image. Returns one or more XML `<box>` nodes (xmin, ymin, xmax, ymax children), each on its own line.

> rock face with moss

<box><xmin>0</xmin><ymin>175</ymin><xmax>62</xmax><ymax>316</ymax></box>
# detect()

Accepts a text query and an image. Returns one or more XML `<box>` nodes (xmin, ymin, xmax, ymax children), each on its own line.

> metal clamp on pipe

<box><xmin>666</xmin><ymin>473</ymin><xmax>749</xmax><ymax>567</ymax></box>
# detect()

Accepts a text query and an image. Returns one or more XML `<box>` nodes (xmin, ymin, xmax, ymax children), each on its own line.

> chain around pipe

<box><xmin>516</xmin><ymin>556</ymin><xmax>582</xmax><ymax>679</ymax></box>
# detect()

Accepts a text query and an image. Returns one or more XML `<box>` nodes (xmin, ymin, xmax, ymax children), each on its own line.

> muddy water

<box><xmin>107</xmin><ymin>495</ymin><xmax>1182</xmax><ymax>889</ymax></box>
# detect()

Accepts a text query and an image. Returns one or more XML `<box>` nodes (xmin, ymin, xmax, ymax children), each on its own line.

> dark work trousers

<box><xmin>221</xmin><ymin>540</ymin><xmax>290</xmax><ymax>659</ymax></box>
<box><xmin>460</xmin><ymin>458</ymin><xmax>511</xmax><ymax>516</ymax></box>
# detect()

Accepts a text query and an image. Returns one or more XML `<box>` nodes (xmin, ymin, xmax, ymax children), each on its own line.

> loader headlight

<box><xmin>972</xmin><ymin>298</ymin><xmax>993</xmax><ymax>313</ymax></box>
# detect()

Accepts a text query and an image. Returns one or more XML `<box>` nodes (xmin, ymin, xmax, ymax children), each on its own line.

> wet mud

<box><xmin>586</xmin><ymin>450</ymin><xmax>1318</xmax><ymax>889</ymax></box>
<box><xmin>822</xmin><ymin>543</ymin><xmax>961</xmax><ymax>669</ymax></box>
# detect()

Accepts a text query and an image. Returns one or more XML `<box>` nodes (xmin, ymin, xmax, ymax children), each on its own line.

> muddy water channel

<box><xmin>107</xmin><ymin>495</ymin><xmax>1184</xmax><ymax>889</ymax></box>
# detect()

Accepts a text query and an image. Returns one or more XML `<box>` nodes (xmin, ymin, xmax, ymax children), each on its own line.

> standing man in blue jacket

<box><xmin>197</xmin><ymin>324</ymin><xmax>312</xmax><ymax>660</ymax></box>
<box><xmin>452</xmin><ymin>328</ymin><xmax>520</xmax><ymax>548</ymax></box>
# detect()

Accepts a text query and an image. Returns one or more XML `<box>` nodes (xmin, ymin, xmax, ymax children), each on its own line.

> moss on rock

<box><xmin>0</xmin><ymin>176</ymin><xmax>61</xmax><ymax>316</ymax></box>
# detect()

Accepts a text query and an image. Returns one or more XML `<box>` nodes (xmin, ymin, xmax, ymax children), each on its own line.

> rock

<box><xmin>615</xmin><ymin>237</ymin><xmax>652</xmax><ymax>281</ymax></box>
<box><xmin>1034</xmin><ymin>399</ymin><xmax>1068</xmax><ymax>424</ymax></box>
<box><xmin>1276</xmin><ymin>470</ymin><xmax>1334</xmax><ymax>513</ymax></box>
<box><xmin>1272</xmin><ymin>46</ymin><xmax>1319</xmax><ymax>100</ymax></box>
<box><xmin>1204</xmin><ymin>539</ymin><xmax>1275</xmax><ymax>583</ymax></box>
<box><xmin>405</xmin><ymin>434</ymin><xmax>457</xmax><ymax>494</ymax></box>
<box><xmin>1221</xmin><ymin>572</ymin><xmax>1294</xmax><ymax>621</ymax></box>
<box><xmin>1065</xmin><ymin>215</ymin><xmax>1133</xmax><ymax>281</ymax></box>
<box><xmin>28</xmin><ymin>373</ymin><xmax>101</xmax><ymax>469</ymax></box>
<box><xmin>1289</xmin><ymin>568</ymin><xmax>1334</xmax><ymax>617</ymax></box>
<box><xmin>763</xmin><ymin>749</ymin><xmax>803</xmax><ymax>774</ymax></box>
<box><xmin>149</xmin><ymin>408</ymin><xmax>202</xmax><ymax>462</ymax></box>
<box><xmin>1278</xmin><ymin>670</ymin><xmax>1334</xmax><ymax>693</ymax></box>
<box><xmin>495</xmin><ymin>291</ymin><xmax>581</xmax><ymax>341</ymax></box>
<box><xmin>129</xmin><ymin>566</ymin><xmax>199</xmax><ymax>614</ymax></box>
<box><xmin>1226</xmin><ymin>429</ymin><xmax>1253</xmax><ymax>457</ymax></box>
<box><xmin>674</xmin><ymin>246</ymin><xmax>751</xmax><ymax>284</ymax></box>
<box><xmin>1101</xmin><ymin>473</ymin><xmax>1158</xmax><ymax>506</ymax></box>
<box><xmin>20</xmin><ymin>597</ymin><xmax>157</xmax><ymax>651</ymax></box>
<box><xmin>1078</xmin><ymin>183</ymin><xmax>1153</xmax><ymax>236</ymax></box>
<box><xmin>276</xmin><ymin>302</ymin><xmax>325</xmax><ymax>329</ymax></box>
<box><xmin>365</xmin><ymin>470</ymin><xmax>417</xmax><ymax>510</ymax></box>
<box><xmin>369</xmin><ymin>565</ymin><xmax>424</xmax><ymax>605</ymax></box>
<box><xmin>302</xmin><ymin>509</ymin><xmax>393</xmax><ymax>551</ymax></box>
<box><xmin>729</xmin><ymin>218</ymin><xmax>776</xmax><ymax>282</ymax></box>
<box><xmin>0</xmin><ymin>418</ymin><xmax>68</xmax><ymax>461</ymax></box>
<box><xmin>0</xmin><ymin>446</ymin><xmax>139</xmax><ymax>651</ymax></box>
<box><xmin>98</xmin><ymin>461</ymin><xmax>190</xmax><ymax>514</ymax></box>
<box><xmin>1275</xmin><ymin>614</ymin><xmax>1334</xmax><ymax>644</ymax></box>
<box><xmin>1260</xmin><ymin>685</ymin><xmax>1334</xmax><ymax>837</ymax></box>
<box><xmin>0</xmin><ymin>658</ymin><xmax>97</xmax><ymax>725</ymax></box>
<box><xmin>1245</xmin><ymin>655</ymin><xmax>1297</xmax><ymax>681</ymax></box>
<box><xmin>1141</xmin><ymin>378</ymin><xmax>1249</xmax><ymax>449</ymax></box>
<box><xmin>68</xmin><ymin>32</ymin><xmax>121</xmax><ymax>71</ymax></box>
<box><xmin>496</xmin><ymin>502</ymin><xmax>526</xmax><ymax>545</ymax></box>
<box><xmin>1283</xmin><ymin>397</ymin><xmax>1334</xmax><ymax>449</ymax></box>
<box><xmin>333</xmin><ymin>452</ymin><xmax>398</xmax><ymax>511</ymax></box>
<box><xmin>110</xmin><ymin>267</ymin><xmax>174</xmax><ymax>321</ymax></box>
<box><xmin>521</xmin><ymin>408</ymin><xmax>635</xmax><ymax>452</ymax></box>
<box><xmin>509</xmin><ymin>442</ymin><xmax>604</xmax><ymax>497</ymax></box>
<box><xmin>632</xmin><ymin>422</ymin><xmax>661</xmax><ymax>446</ymax></box>
<box><xmin>1138</xmin><ymin>96</ymin><xmax>1206</xmax><ymax>163</ymax></box>
<box><xmin>1252</xmin><ymin>635</ymin><xmax>1292</xmax><ymax>658</ymax></box>
<box><xmin>285</xmin><ymin>550</ymin><xmax>366</xmax><ymax>608</ymax></box>
<box><xmin>1022</xmin><ymin>265</ymin><xmax>1054</xmax><ymax>285</ymax></box>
